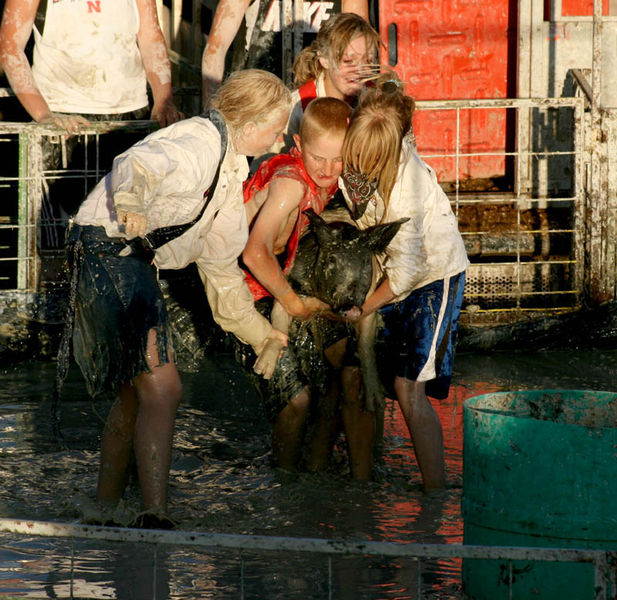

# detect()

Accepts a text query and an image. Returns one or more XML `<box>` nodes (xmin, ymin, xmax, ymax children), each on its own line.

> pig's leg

<box><xmin>340</xmin><ymin>364</ymin><xmax>374</xmax><ymax>481</ymax></box>
<box><xmin>305</xmin><ymin>338</ymin><xmax>346</xmax><ymax>472</ymax></box>
<box><xmin>271</xmin><ymin>300</ymin><xmax>291</xmax><ymax>334</ymax></box>
<box><xmin>394</xmin><ymin>377</ymin><xmax>445</xmax><ymax>492</ymax></box>
<box><xmin>356</xmin><ymin>312</ymin><xmax>385</xmax><ymax>458</ymax></box>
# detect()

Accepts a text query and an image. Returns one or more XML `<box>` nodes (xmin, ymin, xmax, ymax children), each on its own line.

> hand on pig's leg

<box><xmin>271</xmin><ymin>386</ymin><xmax>310</xmax><ymax>471</ymax></box>
<box><xmin>280</xmin><ymin>291</ymin><xmax>329</xmax><ymax>321</ymax></box>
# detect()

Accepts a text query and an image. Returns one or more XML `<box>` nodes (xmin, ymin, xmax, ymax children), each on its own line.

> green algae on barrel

<box><xmin>462</xmin><ymin>389</ymin><xmax>617</xmax><ymax>600</ymax></box>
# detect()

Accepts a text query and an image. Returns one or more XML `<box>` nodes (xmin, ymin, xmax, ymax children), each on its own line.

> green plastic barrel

<box><xmin>462</xmin><ymin>389</ymin><xmax>617</xmax><ymax>600</ymax></box>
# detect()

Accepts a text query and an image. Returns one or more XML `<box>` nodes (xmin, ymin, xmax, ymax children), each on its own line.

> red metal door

<box><xmin>379</xmin><ymin>0</ymin><xmax>516</xmax><ymax>185</ymax></box>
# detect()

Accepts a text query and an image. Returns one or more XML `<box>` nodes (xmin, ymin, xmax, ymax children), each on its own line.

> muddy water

<box><xmin>1</xmin><ymin>348</ymin><xmax>616</xmax><ymax>599</ymax></box>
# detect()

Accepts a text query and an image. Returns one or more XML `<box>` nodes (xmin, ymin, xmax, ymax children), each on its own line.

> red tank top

<box><xmin>298</xmin><ymin>79</ymin><xmax>318</xmax><ymax>111</ymax></box>
<box><xmin>243</xmin><ymin>147</ymin><xmax>338</xmax><ymax>301</ymax></box>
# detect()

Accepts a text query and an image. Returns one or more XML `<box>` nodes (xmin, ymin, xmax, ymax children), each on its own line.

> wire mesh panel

<box><xmin>0</xmin><ymin>97</ymin><xmax>586</xmax><ymax>329</ymax></box>
<box><xmin>414</xmin><ymin>97</ymin><xmax>585</xmax><ymax>325</ymax></box>
<box><xmin>0</xmin><ymin>121</ymin><xmax>156</xmax><ymax>294</ymax></box>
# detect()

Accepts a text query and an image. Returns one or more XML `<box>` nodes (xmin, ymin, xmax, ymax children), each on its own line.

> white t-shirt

<box><xmin>32</xmin><ymin>0</ymin><xmax>148</xmax><ymax>114</ymax></box>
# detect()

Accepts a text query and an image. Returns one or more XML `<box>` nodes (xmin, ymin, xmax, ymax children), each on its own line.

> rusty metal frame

<box><xmin>0</xmin><ymin>98</ymin><xmax>587</xmax><ymax>325</ymax></box>
<box><xmin>414</xmin><ymin>96</ymin><xmax>586</xmax><ymax>323</ymax></box>
<box><xmin>0</xmin><ymin>517</ymin><xmax>615</xmax><ymax>600</ymax></box>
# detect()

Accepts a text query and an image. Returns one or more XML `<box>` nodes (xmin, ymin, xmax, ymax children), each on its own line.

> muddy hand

<box><xmin>296</xmin><ymin>296</ymin><xmax>330</xmax><ymax>321</ymax></box>
<box><xmin>151</xmin><ymin>98</ymin><xmax>184</xmax><ymax>128</ymax></box>
<box><xmin>253</xmin><ymin>329</ymin><xmax>288</xmax><ymax>380</ymax></box>
<box><xmin>117</xmin><ymin>209</ymin><xmax>148</xmax><ymax>239</ymax></box>
<box><xmin>40</xmin><ymin>112</ymin><xmax>90</xmax><ymax>135</ymax></box>
<box><xmin>253</xmin><ymin>339</ymin><xmax>284</xmax><ymax>379</ymax></box>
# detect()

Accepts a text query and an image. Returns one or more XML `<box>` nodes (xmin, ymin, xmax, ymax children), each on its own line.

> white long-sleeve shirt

<box><xmin>75</xmin><ymin>116</ymin><xmax>273</xmax><ymax>349</ymax></box>
<box><xmin>340</xmin><ymin>136</ymin><xmax>470</xmax><ymax>302</ymax></box>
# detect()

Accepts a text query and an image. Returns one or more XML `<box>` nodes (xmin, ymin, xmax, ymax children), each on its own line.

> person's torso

<box><xmin>32</xmin><ymin>0</ymin><xmax>148</xmax><ymax>113</ymax></box>
<box><xmin>344</xmin><ymin>141</ymin><xmax>469</xmax><ymax>294</ymax></box>
<box><xmin>243</xmin><ymin>149</ymin><xmax>336</xmax><ymax>300</ymax></box>
<box><xmin>75</xmin><ymin>117</ymin><xmax>249</xmax><ymax>270</ymax></box>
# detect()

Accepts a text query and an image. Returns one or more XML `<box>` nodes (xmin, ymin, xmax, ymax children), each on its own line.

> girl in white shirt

<box><xmin>64</xmin><ymin>70</ymin><xmax>290</xmax><ymax>527</ymax></box>
<box><xmin>340</xmin><ymin>77</ymin><xmax>469</xmax><ymax>491</ymax></box>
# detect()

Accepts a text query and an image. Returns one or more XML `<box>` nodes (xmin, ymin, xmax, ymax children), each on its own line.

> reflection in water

<box><xmin>1</xmin><ymin>349</ymin><xmax>616</xmax><ymax>598</ymax></box>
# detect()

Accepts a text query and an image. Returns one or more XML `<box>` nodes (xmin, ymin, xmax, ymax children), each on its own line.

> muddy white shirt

<box><xmin>340</xmin><ymin>137</ymin><xmax>470</xmax><ymax>302</ymax></box>
<box><xmin>31</xmin><ymin>0</ymin><xmax>148</xmax><ymax>114</ymax></box>
<box><xmin>75</xmin><ymin>116</ymin><xmax>273</xmax><ymax>349</ymax></box>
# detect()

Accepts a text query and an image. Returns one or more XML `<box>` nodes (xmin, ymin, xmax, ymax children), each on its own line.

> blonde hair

<box><xmin>299</xmin><ymin>97</ymin><xmax>352</xmax><ymax>144</ymax></box>
<box><xmin>343</xmin><ymin>75</ymin><xmax>415</xmax><ymax>212</ymax></box>
<box><xmin>211</xmin><ymin>69</ymin><xmax>291</xmax><ymax>131</ymax></box>
<box><xmin>292</xmin><ymin>13</ymin><xmax>381</xmax><ymax>86</ymax></box>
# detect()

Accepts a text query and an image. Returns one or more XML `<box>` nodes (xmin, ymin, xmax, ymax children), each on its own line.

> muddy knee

<box><xmin>288</xmin><ymin>386</ymin><xmax>310</xmax><ymax>416</ymax></box>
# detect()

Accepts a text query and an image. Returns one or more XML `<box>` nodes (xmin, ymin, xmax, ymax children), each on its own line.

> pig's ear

<box><xmin>363</xmin><ymin>217</ymin><xmax>409</xmax><ymax>253</ymax></box>
<box><xmin>305</xmin><ymin>209</ymin><xmax>335</xmax><ymax>245</ymax></box>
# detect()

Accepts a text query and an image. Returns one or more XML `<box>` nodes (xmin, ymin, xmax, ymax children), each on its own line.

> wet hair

<box><xmin>343</xmin><ymin>74</ymin><xmax>415</xmax><ymax>213</ymax></box>
<box><xmin>211</xmin><ymin>69</ymin><xmax>291</xmax><ymax>132</ymax></box>
<box><xmin>292</xmin><ymin>13</ymin><xmax>381</xmax><ymax>86</ymax></box>
<box><xmin>299</xmin><ymin>97</ymin><xmax>352</xmax><ymax>144</ymax></box>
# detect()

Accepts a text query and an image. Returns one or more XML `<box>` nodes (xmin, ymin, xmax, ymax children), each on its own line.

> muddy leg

<box><xmin>98</xmin><ymin>329</ymin><xmax>181</xmax><ymax>514</ymax></box>
<box><xmin>394</xmin><ymin>376</ymin><xmax>445</xmax><ymax>492</ymax></box>
<box><xmin>305</xmin><ymin>372</ymin><xmax>341</xmax><ymax>472</ymax></box>
<box><xmin>96</xmin><ymin>382</ymin><xmax>139</xmax><ymax>506</ymax></box>
<box><xmin>272</xmin><ymin>386</ymin><xmax>310</xmax><ymax>471</ymax></box>
<box><xmin>341</xmin><ymin>365</ymin><xmax>375</xmax><ymax>482</ymax></box>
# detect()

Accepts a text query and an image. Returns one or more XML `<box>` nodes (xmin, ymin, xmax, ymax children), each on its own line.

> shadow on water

<box><xmin>1</xmin><ymin>348</ymin><xmax>617</xmax><ymax>598</ymax></box>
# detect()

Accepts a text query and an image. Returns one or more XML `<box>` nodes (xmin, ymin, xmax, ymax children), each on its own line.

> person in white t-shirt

<box><xmin>201</xmin><ymin>0</ymin><xmax>370</xmax><ymax>108</ymax></box>
<box><xmin>0</xmin><ymin>0</ymin><xmax>181</xmax><ymax>133</ymax></box>
<box><xmin>340</xmin><ymin>76</ymin><xmax>469</xmax><ymax>491</ymax></box>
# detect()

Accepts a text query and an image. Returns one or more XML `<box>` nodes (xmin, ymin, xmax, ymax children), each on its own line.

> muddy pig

<box><xmin>286</xmin><ymin>208</ymin><xmax>406</xmax><ymax>317</ymax></box>
<box><xmin>259</xmin><ymin>204</ymin><xmax>407</xmax><ymax>424</ymax></box>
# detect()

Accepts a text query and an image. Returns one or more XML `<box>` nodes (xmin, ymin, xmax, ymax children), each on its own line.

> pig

<box><xmin>256</xmin><ymin>203</ymin><xmax>408</xmax><ymax>450</ymax></box>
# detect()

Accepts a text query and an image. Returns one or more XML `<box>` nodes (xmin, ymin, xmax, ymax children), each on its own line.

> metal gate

<box><xmin>0</xmin><ymin>94</ymin><xmax>585</xmax><ymax>343</ymax></box>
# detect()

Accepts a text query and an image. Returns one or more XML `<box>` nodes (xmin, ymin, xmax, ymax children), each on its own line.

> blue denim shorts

<box><xmin>67</xmin><ymin>225</ymin><xmax>170</xmax><ymax>398</ymax></box>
